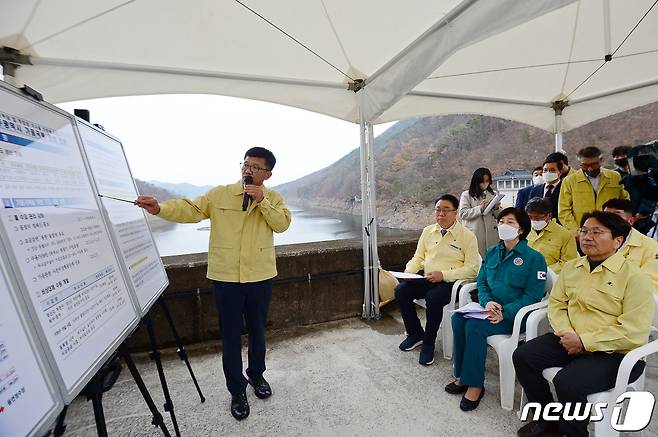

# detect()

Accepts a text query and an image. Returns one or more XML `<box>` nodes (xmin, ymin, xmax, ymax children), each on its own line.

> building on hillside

<box><xmin>493</xmin><ymin>169</ymin><xmax>533</xmax><ymax>207</ymax></box>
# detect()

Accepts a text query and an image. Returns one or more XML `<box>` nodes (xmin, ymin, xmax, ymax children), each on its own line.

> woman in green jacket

<box><xmin>445</xmin><ymin>207</ymin><xmax>547</xmax><ymax>411</ymax></box>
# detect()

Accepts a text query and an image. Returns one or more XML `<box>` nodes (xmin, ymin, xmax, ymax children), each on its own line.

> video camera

<box><xmin>626</xmin><ymin>140</ymin><xmax>658</xmax><ymax>233</ymax></box>
<box><xmin>627</xmin><ymin>140</ymin><xmax>658</xmax><ymax>202</ymax></box>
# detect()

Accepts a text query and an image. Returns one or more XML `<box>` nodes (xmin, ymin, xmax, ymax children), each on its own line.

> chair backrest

<box><xmin>654</xmin><ymin>295</ymin><xmax>658</xmax><ymax>327</ymax></box>
<box><xmin>474</xmin><ymin>253</ymin><xmax>483</xmax><ymax>275</ymax></box>
<box><xmin>543</xmin><ymin>268</ymin><xmax>557</xmax><ymax>299</ymax></box>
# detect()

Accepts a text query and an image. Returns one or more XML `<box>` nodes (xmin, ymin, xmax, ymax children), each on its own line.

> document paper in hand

<box><xmin>482</xmin><ymin>193</ymin><xmax>505</xmax><ymax>215</ymax></box>
<box><xmin>452</xmin><ymin>302</ymin><xmax>489</xmax><ymax>319</ymax></box>
<box><xmin>389</xmin><ymin>271</ymin><xmax>424</xmax><ymax>280</ymax></box>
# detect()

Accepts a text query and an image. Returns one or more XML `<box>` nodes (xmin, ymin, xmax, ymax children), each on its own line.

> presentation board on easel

<box><xmin>0</xmin><ymin>81</ymin><xmax>140</xmax><ymax>403</ymax></box>
<box><xmin>75</xmin><ymin>119</ymin><xmax>169</xmax><ymax>315</ymax></box>
<box><xmin>0</xmin><ymin>250</ymin><xmax>63</xmax><ymax>437</ymax></box>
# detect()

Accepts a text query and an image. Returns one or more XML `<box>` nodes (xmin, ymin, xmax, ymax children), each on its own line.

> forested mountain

<box><xmin>277</xmin><ymin>102</ymin><xmax>658</xmax><ymax>229</ymax></box>
<box><xmin>135</xmin><ymin>179</ymin><xmax>181</xmax><ymax>201</ymax></box>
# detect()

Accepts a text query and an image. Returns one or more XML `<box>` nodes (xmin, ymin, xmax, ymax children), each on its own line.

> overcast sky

<box><xmin>57</xmin><ymin>95</ymin><xmax>395</xmax><ymax>188</ymax></box>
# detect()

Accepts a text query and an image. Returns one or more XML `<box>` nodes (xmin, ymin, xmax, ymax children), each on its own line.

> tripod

<box><xmin>49</xmin><ymin>298</ymin><xmax>205</xmax><ymax>437</ymax></box>
<box><xmin>51</xmin><ymin>349</ymin><xmax>172</xmax><ymax>437</ymax></box>
<box><xmin>158</xmin><ymin>299</ymin><xmax>206</xmax><ymax>403</ymax></box>
<box><xmin>138</xmin><ymin>298</ymin><xmax>207</xmax><ymax>437</ymax></box>
<box><xmin>144</xmin><ymin>313</ymin><xmax>181</xmax><ymax>437</ymax></box>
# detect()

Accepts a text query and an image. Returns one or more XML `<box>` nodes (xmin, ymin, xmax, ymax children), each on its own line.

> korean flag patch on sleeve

<box><xmin>537</xmin><ymin>271</ymin><xmax>547</xmax><ymax>280</ymax></box>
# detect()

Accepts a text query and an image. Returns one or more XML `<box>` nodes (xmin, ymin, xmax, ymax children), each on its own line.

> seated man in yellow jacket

<box><xmin>513</xmin><ymin>211</ymin><xmax>654</xmax><ymax>437</ymax></box>
<box><xmin>525</xmin><ymin>197</ymin><xmax>577</xmax><ymax>273</ymax></box>
<box><xmin>136</xmin><ymin>147</ymin><xmax>291</xmax><ymax>421</ymax></box>
<box><xmin>603</xmin><ymin>198</ymin><xmax>658</xmax><ymax>292</ymax></box>
<box><xmin>558</xmin><ymin>146</ymin><xmax>629</xmax><ymax>233</ymax></box>
<box><xmin>396</xmin><ymin>194</ymin><xmax>480</xmax><ymax>366</ymax></box>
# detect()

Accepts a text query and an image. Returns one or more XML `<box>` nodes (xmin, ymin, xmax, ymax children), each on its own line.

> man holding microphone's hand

<box><xmin>136</xmin><ymin>147</ymin><xmax>291</xmax><ymax>422</ymax></box>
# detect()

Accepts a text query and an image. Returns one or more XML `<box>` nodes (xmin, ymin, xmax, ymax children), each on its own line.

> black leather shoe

<box><xmin>517</xmin><ymin>420</ymin><xmax>559</xmax><ymax>437</ymax></box>
<box><xmin>459</xmin><ymin>387</ymin><xmax>485</xmax><ymax>411</ymax></box>
<box><xmin>248</xmin><ymin>375</ymin><xmax>272</xmax><ymax>399</ymax></box>
<box><xmin>444</xmin><ymin>380</ymin><xmax>468</xmax><ymax>395</ymax></box>
<box><xmin>230</xmin><ymin>392</ymin><xmax>249</xmax><ymax>421</ymax></box>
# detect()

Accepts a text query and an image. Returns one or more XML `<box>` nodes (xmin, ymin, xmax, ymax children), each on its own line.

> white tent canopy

<box><xmin>2</xmin><ymin>0</ymin><xmax>657</xmax><ymax>318</ymax></box>
<box><xmin>1</xmin><ymin>1</ymin><xmax>656</xmax><ymax>131</ymax></box>
<box><xmin>386</xmin><ymin>0</ymin><xmax>658</xmax><ymax>134</ymax></box>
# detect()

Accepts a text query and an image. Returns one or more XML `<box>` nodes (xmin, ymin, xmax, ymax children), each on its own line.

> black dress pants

<box><xmin>513</xmin><ymin>333</ymin><xmax>645</xmax><ymax>437</ymax></box>
<box><xmin>394</xmin><ymin>279</ymin><xmax>454</xmax><ymax>346</ymax></box>
<box><xmin>213</xmin><ymin>279</ymin><xmax>272</xmax><ymax>395</ymax></box>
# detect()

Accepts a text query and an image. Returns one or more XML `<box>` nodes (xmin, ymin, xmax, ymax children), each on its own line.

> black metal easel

<box><xmin>159</xmin><ymin>299</ymin><xmax>206</xmax><ymax>403</ymax></box>
<box><xmin>50</xmin><ymin>349</ymin><xmax>172</xmax><ymax>437</ymax></box>
<box><xmin>144</xmin><ymin>313</ymin><xmax>182</xmax><ymax>437</ymax></box>
<box><xmin>117</xmin><ymin>344</ymin><xmax>173</xmax><ymax>437</ymax></box>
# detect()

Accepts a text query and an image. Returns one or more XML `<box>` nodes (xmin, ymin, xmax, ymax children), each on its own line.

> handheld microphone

<box><xmin>242</xmin><ymin>175</ymin><xmax>253</xmax><ymax>211</ymax></box>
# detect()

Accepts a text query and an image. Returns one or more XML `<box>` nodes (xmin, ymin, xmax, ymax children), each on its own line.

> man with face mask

<box><xmin>545</xmin><ymin>151</ymin><xmax>575</xmax><ymax>180</ymax></box>
<box><xmin>515</xmin><ymin>167</ymin><xmax>543</xmax><ymax>210</ymax></box>
<box><xmin>525</xmin><ymin>198</ymin><xmax>577</xmax><ymax>273</ymax></box>
<box><xmin>522</xmin><ymin>155</ymin><xmax>565</xmax><ymax>221</ymax></box>
<box><xmin>558</xmin><ymin>146</ymin><xmax>630</xmax><ymax>233</ymax></box>
<box><xmin>612</xmin><ymin>145</ymin><xmax>632</xmax><ymax>178</ymax></box>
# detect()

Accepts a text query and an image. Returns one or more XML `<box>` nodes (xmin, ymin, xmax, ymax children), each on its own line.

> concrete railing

<box><xmin>127</xmin><ymin>235</ymin><xmax>420</xmax><ymax>350</ymax></box>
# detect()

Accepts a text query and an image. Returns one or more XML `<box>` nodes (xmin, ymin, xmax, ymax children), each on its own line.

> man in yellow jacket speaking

<box><xmin>136</xmin><ymin>147</ymin><xmax>291</xmax><ymax>421</ymax></box>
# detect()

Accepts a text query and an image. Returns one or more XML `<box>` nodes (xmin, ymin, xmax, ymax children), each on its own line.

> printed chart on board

<box><xmin>0</xmin><ymin>260</ymin><xmax>61</xmax><ymax>437</ymax></box>
<box><xmin>78</xmin><ymin>121</ymin><xmax>168</xmax><ymax>313</ymax></box>
<box><xmin>0</xmin><ymin>87</ymin><xmax>138</xmax><ymax>397</ymax></box>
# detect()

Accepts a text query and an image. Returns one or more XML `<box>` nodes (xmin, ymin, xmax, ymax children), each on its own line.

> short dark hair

<box><xmin>525</xmin><ymin>197</ymin><xmax>552</xmax><ymax>215</ymax></box>
<box><xmin>435</xmin><ymin>194</ymin><xmax>459</xmax><ymax>210</ymax></box>
<box><xmin>580</xmin><ymin>211</ymin><xmax>631</xmax><ymax>241</ymax></box>
<box><xmin>546</xmin><ymin>151</ymin><xmax>568</xmax><ymax>166</ymax></box>
<box><xmin>602</xmin><ymin>198</ymin><xmax>634</xmax><ymax>215</ymax></box>
<box><xmin>611</xmin><ymin>146</ymin><xmax>632</xmax><ymax>158</ymax></box>
<box><xmin>244</xmin><ymin>147</ymin><xmax>276</xmax><ymax>170</ymax></box>
<box><xmin>533</xmin><ymin>166</ymin><xmax>543</xmax><ymax>173</ymax></box>
<box><xmin>468</xmin><ymin>167</ymin><xmax>494</xmax><ymax>199</ymax></box>
<box><xmin>497</xmin><ymin>207</ymin><xmax>532</xmax><ymax>240</ymax></box>
<box><xmin>577</xmin><ymin>146</ymin><xmax>602</xmax><ymax>159</ymax></box>
<box><xmin>543</xmin><ymin>154</ymin><xmax>564</xmax><ymax>170</ymax></box>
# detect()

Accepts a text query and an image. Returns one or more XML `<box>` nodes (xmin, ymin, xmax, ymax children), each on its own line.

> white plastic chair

<box><xmin>413</xmin><ymin>254</ymin><xmax>482</xmax><ymax>359</ymax></box>
<box><xmin>522</xmin><ymin>307</ymin><xmax>658</xmax><ymax>437</ymax></box>
<box><xmin>458</xmin><ymin>268</ymin><xmax>557</xmax><ymax>411</ymax></box>
<box><xmin>654</xmin><ymin>295</ymin><xmax>658</xmax><ymax>328</ymax></box>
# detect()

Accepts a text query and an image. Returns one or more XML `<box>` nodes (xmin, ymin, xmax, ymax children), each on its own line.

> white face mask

<box><xmin>498</xmin><ymin>223</ymin><xmax>520</xmax><ymax>241</ymax></box>
<box><xmin>531</xmin><ymin>220</ymin><xmax>548</xmax><ymax>231</ymax></box>
<box><xmin>543</xmin><ymin>171</ymin><xmax>559</xmax><ymax>183</ymax></box>
<box><xmin>532</xmin><ymin>175</ymin><xmax>544</xmax><ymax>185</ymax></box>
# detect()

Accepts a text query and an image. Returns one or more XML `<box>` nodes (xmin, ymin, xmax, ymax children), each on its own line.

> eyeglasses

<box><xmin>434</xmin><ymin>208</ymin><xmax>457</xmax><ymax>214</ymax></box>
<box><xmin>241</xmin><ymin>162</ymin><xmax>269</xmax><ymax>173</ymax></box>
<box><xmin>578</xmin><ymin>228</ymin><xmax>612</xmax><ymax>237</ymax></box>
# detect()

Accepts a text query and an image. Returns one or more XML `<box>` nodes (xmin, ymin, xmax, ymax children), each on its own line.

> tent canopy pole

<box><xmin>552</xmin><ymin>100</ymin><xmax>568</xmax><ymax>152</ymax></box>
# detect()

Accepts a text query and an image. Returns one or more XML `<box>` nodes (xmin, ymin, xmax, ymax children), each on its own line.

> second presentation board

<box><xmin>77</xmin><ymin>121</ymin><xmax>169</xmax><ymax>314</ymax></box>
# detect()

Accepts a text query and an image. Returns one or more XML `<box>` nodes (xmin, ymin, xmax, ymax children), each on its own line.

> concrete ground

<box><xmin>61</xmin><ymin>310</ymin><xmax>657</xmax><ymax>437</ymax></box>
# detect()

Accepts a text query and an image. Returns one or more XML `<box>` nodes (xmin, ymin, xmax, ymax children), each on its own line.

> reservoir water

<box><xmin>152</xmin><ymin>206</ymin><xmax>416</xmax><ymax>257</ymax></box>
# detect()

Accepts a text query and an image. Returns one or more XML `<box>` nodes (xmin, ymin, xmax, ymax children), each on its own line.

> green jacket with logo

<box><xmin>477</xmin><ymin>240</ymin><xmax>547</xmax><ymax>321</ymax></box>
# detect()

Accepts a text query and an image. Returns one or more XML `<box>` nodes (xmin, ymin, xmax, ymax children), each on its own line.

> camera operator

<box><xmin>621</xmin><ymin>141</ymin><xmax>658</xmax><ymax>234</ymax></box>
